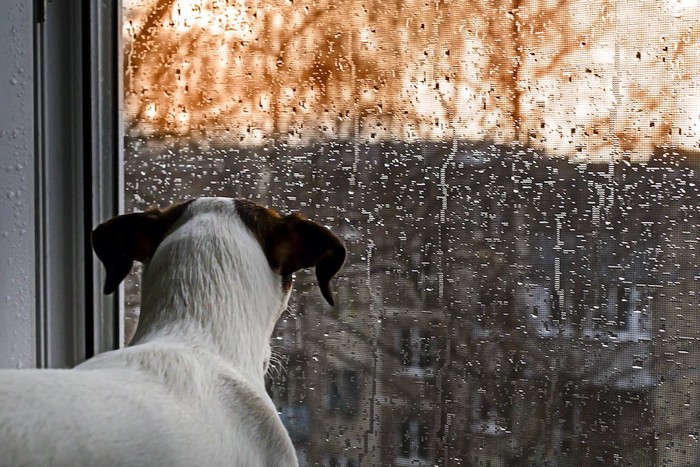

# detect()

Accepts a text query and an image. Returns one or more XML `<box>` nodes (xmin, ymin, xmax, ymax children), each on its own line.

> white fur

<box><xmin>0</xmin><ymin>198</ymin><xmax>299</xmax><ymax>467</ymax></box>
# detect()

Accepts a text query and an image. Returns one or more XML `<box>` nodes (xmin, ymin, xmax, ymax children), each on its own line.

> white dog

<box><xmin>0</xmin><ymin>197</ymin><xmax>346</xmax><ymax>466</ymax></box>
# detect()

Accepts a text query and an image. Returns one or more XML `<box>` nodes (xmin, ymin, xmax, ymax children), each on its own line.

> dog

<box><xmin>0</xmin><ymin>197</ymin><xmax>347</xmax><ymax>466</ymax></box>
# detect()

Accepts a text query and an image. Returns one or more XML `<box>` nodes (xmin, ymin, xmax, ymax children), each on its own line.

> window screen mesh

<box><xmin>123</xmin><ymin>1</ymin><xmax>700</xmax><ymax>464</ymax></box>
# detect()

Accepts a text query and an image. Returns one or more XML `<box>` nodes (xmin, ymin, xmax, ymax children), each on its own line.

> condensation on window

<box><xmin>123</xmin><ymin>1</ymin><xmax>700</xmax><ymax>464</ymax></box>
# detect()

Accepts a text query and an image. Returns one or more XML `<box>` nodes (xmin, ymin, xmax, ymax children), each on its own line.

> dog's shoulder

<box><xmin>56</xmin><ymin>344</ymin><xmax>297</xmax><ymax>466</ymax></box>
<box><xmin>215</xmin><ymin>370</ymin><xmax>298</xmax><ymax>466</ymax></box>
<box><xmin>0</xmin><ymin>366</ymin><xmax>204</xmax><ymax>467</ymax></box>
<box><xmin>80</xmin><ymin>343</ymin><xmax>298</xmax><ymax>465</ymax></box>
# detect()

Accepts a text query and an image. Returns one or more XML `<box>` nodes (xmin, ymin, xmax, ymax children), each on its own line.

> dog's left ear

<box><xmin>91</xmin><ymin>200</ymin><xmax>193</xmax><ymax>295</ymax></box>
<box><xmin>235</xmin><ymin>200</ymin><xmax>347</xmax><ymax>306</ymax></box>
<box><xmin>272</xmin><ymin>213</ymin><xmax>347</xmax><ymax>306</ymax></box>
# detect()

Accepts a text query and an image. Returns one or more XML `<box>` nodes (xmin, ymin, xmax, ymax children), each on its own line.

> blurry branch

<box><xmin>124</xmin><ymin>0</ymin><xmax>177</xmax><ymax>95</ymax></box>
<box><xmin>131</xmin><ymin>29</ymin><xmax>206</xmax><ymax>130</ymax></box>
<box><xmin>477</xmin><ymin>0</ymin><xmax>611</xmax><ymax>144</ymax></box>
<box><xmin>257</xmin><ymin>5</ymin><xmax>331</xmax><ymax>139</ymax></box>
<box><xmin>531</xmin><ymin>0</ymin><xmax>606</xmax><ymax>79</ymax></box>
<box><xmin>672</xmin><ymin>23</ymin><xmax>700</xmax><ymax>65</ymax></box>
<box><xmin>511</xmin><ymin>0</ymin><xmax>524</xmax><ymax>142</ymax></box>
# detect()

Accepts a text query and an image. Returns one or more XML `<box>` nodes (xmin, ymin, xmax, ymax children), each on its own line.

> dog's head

<box><xmin>91</xmin><ymin>198</ymin><xmax>347</xmax><ymax>307</ymax></box>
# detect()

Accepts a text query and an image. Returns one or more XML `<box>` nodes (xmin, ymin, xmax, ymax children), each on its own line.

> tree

<box><xmin>124</xmin><ymin>0</ymin><xmax>700</xmax><ymax>161</ymax></box>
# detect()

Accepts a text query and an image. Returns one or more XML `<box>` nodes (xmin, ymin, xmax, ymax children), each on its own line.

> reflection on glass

<box><xmin>123</xmin><ymin>1</ymin><xmax>700</xmax><ymax>465</ymax></box>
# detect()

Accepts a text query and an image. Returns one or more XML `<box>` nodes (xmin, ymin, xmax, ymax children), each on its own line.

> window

<box><xmin>398</xmin><ymin>327</ymin><xmax>437</xmax><ymax>375</ymax></box>
<box><xmin>121</xmin><ymin>1</ymin><xmax>700</xmax><ymax>465</ymax></box>
<box><xmin>399</xmin><ymin>417</ymin><xmax>431</xmax><ymax>462</ymax></box>
<box><xmin>328</xmin><ymin>368</ymin><xmax>359</xmax><ymax>416</ymax></box>
<box><xmin>0</xmin><ymin>1</ymin><xmax>121</xmax><ymax>369</ymax></box>
<box><xmin>324</xmin><ymin>455</ymin><xmax>355</xmax><ymax>467</ymax></box>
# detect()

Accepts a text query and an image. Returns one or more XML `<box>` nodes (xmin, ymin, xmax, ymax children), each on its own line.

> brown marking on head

<box><xmin>234</xmin><ymin>199</ymin><xmax>347</xmax><ymax>306</ymax></box>
<box><xmin>91</xmin><ymin>200</ymin><xmax>194</xmax><ymax>295</ymax></box>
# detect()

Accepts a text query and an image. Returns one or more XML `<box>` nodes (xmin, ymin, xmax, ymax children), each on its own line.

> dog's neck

<box><xmin>130</xmin><ymin>212</ymin><xmax>285</xmax><ymax>384</ymax></box>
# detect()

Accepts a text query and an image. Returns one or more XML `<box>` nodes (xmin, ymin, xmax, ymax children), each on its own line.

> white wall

<box><xmin>0</xmin><ymin>3</ymin><xmax>35</xmax><ymax>368</ymax></box>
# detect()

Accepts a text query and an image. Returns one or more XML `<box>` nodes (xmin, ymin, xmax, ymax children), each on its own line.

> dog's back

<box><xmin>0</xmin><ymin>198</ymin><xmax>345</xmax><ymax>466</ymax></box>
<box><xmin>0</xmin><ymin>344</ymin><xmax>297</xmax><ymax>467</ymax></box>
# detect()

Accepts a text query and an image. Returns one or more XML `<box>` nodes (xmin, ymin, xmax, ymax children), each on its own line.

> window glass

<box><xmin>123</xmin><ymin>1</ymin><xmax>700</xmax><ymax>464</ymax></box>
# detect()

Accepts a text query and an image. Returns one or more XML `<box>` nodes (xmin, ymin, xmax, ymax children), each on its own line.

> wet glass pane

<box><xmin>123</xmin><ymin>1</ymin><xmax>700</xmax><ymax>464</ymax></box>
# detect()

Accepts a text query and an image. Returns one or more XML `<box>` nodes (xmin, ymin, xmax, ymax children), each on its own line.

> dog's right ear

<box><xmin>91</xmin><ymin>200</ymin><xmax>193</xmax><ymax>295</ymax></box>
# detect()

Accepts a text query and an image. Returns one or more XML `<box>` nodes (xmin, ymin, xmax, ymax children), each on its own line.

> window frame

<box><xmin>83</xmin><ymin>0</ymin><xmax>124</xmax><ymax>355</ymax></box>
<box><xmin>0</xmin><ymin>2</ymin><xmax>38</xmax><ymax>369</ymax></box>
<box><xmin>32</xmin><ymin>0</ymin><xmax>121</xmax><ymax>367</ymax></box>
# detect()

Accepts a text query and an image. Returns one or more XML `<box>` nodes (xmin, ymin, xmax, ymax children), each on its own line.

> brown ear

<box><xmin>91</xmin><ymin>200</ymin><xmax>193</xmax><ymax>295</ymax></box>
<box><xmin>234</xmin><ymin>200</ymin><xmax>347</xmax><ymax>306</ymax></box>
<box><xmin>272</xmin><ymin>213</ymin><xmax>347</xmax><ymax>306</ymax></box>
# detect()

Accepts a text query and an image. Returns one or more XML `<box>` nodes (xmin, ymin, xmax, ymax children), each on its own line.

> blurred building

<box><xmin>119</xmin><ymin>139</ymin><xmax>699</xmax><ymax>465</ymax></box>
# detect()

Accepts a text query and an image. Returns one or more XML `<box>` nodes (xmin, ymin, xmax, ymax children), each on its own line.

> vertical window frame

<box><xmin>84</xmin><ymin>0</ymin><xmax>124</xmax><ymax>355</ymax></box>
<box><xmin>33</xmin><ymin>0</ymin><xmax>122</xmax><ymax>368</ymax></box>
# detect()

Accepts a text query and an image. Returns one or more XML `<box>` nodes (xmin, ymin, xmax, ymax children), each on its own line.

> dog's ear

<box><xmin>91</xmin><ymin>200</ymin><xmax>193</xmax><ymax>295</ymax></box>
<box><xmin>235</xmin><ymin>200</ymin><xmax>347</xmax><ymax>306</ymax></box>
<box><xmin>273</xmin><ymin>213</ymin><xmax>347</xmax><ymax>306</ymax></box>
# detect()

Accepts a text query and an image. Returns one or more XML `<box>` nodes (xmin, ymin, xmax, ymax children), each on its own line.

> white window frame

<box><xmin>0</xmin><ymin>0</ymin><xmax>121</xmax><ymax>369</ymax></box>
